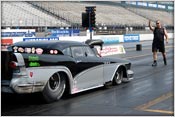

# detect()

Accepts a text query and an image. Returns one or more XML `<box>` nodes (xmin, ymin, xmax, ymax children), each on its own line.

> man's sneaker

<box><xmin>152</xmin><ymin>62</ymin><xmax>157</xmax><ymax>66</ymax></box>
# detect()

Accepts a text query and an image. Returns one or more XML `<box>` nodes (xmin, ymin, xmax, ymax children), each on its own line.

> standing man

<box><xmin>149</xmin><ymin>20</ymin><xmax>168</xmax><ymax>66</ymax></box>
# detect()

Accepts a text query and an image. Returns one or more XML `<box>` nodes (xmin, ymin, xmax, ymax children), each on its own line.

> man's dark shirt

<box><xmin>153</xmin><ymin>27</ymin><xmax>165</xmax><ymax>44</ymax></box>
<box><xmin>152</xmin><ymin>27</ymin><xmax>165</xmax><ymax>52</ymax></box>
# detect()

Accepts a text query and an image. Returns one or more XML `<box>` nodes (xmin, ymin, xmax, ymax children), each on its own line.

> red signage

<box><xmin>1</xmin><ymin>39</ymin><xmax>13</xmax><ymax>45</ymax></box>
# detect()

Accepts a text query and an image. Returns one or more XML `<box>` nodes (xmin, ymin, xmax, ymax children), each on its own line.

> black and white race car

<box><xmin>1</xmin><ymin>40</ymin><xmax>134</xmax><ymax>102</ymax></box>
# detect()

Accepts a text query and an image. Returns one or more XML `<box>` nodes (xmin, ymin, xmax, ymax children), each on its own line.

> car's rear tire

<box><xmin>113</xmin><ymin>69</ymin><xmax>123</xmax><ymax>85</ymax></box>
<box><xmin>42</xmin><ymin>72</ymin><xmax>66</xmax><ymax>103</ymax></box>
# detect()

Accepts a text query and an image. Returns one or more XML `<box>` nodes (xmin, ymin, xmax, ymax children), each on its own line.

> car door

<box><xmin>71</xmin><ymin>46</ymin><xmax>104</xmax><ymax>91</ymax></box>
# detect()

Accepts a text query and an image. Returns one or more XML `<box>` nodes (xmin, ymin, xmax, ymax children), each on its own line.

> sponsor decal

<box><xmin>28</xmin><ymin>56</ymin><xmax>39</xmax><ymax>61</ymax></box>
<box><xmin>25</xmin><ymin>48</ymin><xmax>32</xmax><ymax>53</ymax></box>
<box><xmin>18</xmin><ymin>47</ymin><xmax>24</xmax><ymax>53</ymax></box>
<box><xmin>72</xmin><ymin>87</ymin><xmax>78</xmax><ymax>93</ymax></box>
<box><xmin>32</xmin><ymin>47</ymin><xmax>35</xmax><ymax>54</ymax></box>
<box><xmin>96</xmin><ymin>45</ymin><xmax>126</xmax><ymax>56</ymax></box>
<box><xmin>72</xmin><ymin>82</ymin><xmax>78</xmax><ymax>94</ymax></box>
<box><xmin>30</xmin><ymin>72</ymin><xmax>33</xmax><ymax>77</ymax></box>
<box><xmin>13</xmin><ymin>46</ymin><xmax>59</xmax><ymax>55</ymax></box>
<box><xmin>29</xmin><ymin>62</ymin><xmax>40</xmax><ymax>67</ymax></box>
<box><xmin>13</xmin><ymin>46</ymin><xmax>18</xmax><ymax>52</ymax></box>
<box><xmin>36</xmin><ymin>48</ymin><xmax>43</xmax><ymax>55</ymax></box>
<box><xmin>28</xmin><ymin>56</ymin><xmax>40</xmax><ymax>67</ymax></box>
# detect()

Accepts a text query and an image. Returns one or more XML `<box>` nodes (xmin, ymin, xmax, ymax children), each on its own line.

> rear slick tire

<box><xmin>42</xmin><ymin>72</ymin><xmax>66</xmax><ymax>103</ymax></box>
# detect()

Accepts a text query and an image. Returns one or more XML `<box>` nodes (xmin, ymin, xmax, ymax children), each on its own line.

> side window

<box><xmin>83</xmin><ymin>46</ymin><xmax>96</xmax><ymax>57</ymax></box>
<box><xmin>62</xmin><ymin>47</ymin><xmax>71</xmax><ymax>56</ymax></box>
<box><xmin>71</xmin><ymin>46</ymin><xmax>84</xmax><ymax>58</ymax></box>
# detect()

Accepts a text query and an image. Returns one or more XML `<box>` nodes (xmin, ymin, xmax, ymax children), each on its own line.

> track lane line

<box><xmin>123</xmin><ymin>53</ymin><xmax>152</xmax><ymax>59</ymax></box>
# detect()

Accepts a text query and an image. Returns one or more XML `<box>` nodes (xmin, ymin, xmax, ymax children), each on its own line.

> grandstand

<box><xmin>1</xmin><ymin>1</ymin><xmax>174</xmax><ymax>34</ymax></box>
<box><xmin>125</xmin><ymin>7</ymin><xmax>173</xmax><ymax>26</ymax></box>
<box><xmin>1</xmin><ymin>2</ymin><xmax>69</xmax><ymax>27</ymax></box>
<box><xmin>29</xmin><ymin>1</ymin><xmax>149</xmax><ymax>26</ymax></box>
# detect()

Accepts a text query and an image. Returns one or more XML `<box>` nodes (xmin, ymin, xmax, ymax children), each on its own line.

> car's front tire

<box><xmin>42</xmin><ymin>72</ymin><xmax>66</xmax><ymax>103</ymax></box>
<box><xmin>113</xmin><ymin>69</ymin><xmax>123</xmax><ymax>85</ymax></box>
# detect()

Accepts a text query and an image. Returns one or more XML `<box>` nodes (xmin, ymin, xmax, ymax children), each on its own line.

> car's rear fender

<box><xmin>26</xmin><ymin>66</ymin><xmax>74</xmax><ymax>93</ymax></box>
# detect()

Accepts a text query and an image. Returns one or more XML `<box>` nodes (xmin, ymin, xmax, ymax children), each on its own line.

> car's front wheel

<box><xmin>42</xmin><ymin>72</ymin><xmax>66</xmax><ymax>103</ymax></box>
<box><xmin>113</xmin><ymin>69</ymin><xmax>123</xmax><ymax>85</ymax></box>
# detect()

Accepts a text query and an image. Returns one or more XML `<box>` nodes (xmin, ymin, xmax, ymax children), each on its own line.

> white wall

<box><xmin>140</xmin><ymin>33</ymin><xmax>173</xmax><ymax>41</ymax></box>
<box><xmin>59</xmin><ymin>33</ymin><xmax>174</xmax><ymax>42</ymax></box>
<box><xmin>1</xmin><ymin>29</ymin><xmax>174</xmax><ymax>44</ymax></box>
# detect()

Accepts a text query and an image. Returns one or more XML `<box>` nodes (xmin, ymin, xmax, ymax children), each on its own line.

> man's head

<box><xmin>156</xmin><ymin>20</ymin><xmax>161</xmax><ymax>28</ymax></box>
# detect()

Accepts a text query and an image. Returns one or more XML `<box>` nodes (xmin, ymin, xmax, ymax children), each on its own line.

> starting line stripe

<box><xmin>135</xmin><ymin>92</ymin><xmax>173</xmax><ymax>114</ymax></box>
<box><xmin>143</xmin><ymin>109</ymin><xmax>174</xmax><ymax>114</ymax></box>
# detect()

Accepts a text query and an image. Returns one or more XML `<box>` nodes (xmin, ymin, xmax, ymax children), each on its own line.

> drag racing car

<box><xmin>1</xmin><ymin>40</ymin><xmax>134</xmax><ymax>103</ymax></box>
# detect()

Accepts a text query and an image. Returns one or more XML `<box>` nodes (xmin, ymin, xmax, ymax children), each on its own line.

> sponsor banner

<box><xmin>148</xmin><ymin>3</ymin><xmax>157</xmax><ymax>8</ymax></box>
<box><xmin>137</xmin><ymin>2</ymin><xmax>148</xmax><ymax>7</ymax></box>
<box><xmin>100</xmin><ymin>37</ymin><xmax>120</xmax><ymax>44</ymax></box>
<box><xmin>130</xmin><ymin>1</ymin><xmax>136</xmax><ymax>5</ymax></box>
<box><xmin>125</xmin><ymin>1</ymin><xmax>137</xmax><ymax>5</ymax></box>
<box><xmin>1</xmin><ymin>29</ymin><xmax>35</xmax><ymax>37</ymax></box>
<box><xmin>23</xmin><ymin>37</ymin><xmax>59</xmax><ymax>41</ymax></box>
<box><xmin>128</xmin><ymin>1</ymin><xmax>137</xmax><ymax>5</ymax></box>
<box><xmin>158</xmin><ymin>4</ymin><xmax>166</xmax><ymax>9</ymax></box>
<box><xmin>1</xmin><ymin>38</ymin><xmax>13</xmax><ymax>51</ymax></box>
<box><xmin>124</xmin><ymin>34</ymin><xmax>140</xmax><ymax>42</ymax></box>
<box><xmin>96</xmin><ymin>45</ymin><xmax>126</xmax><ymax>56</ymax></box>
<box><xmin>168</xmin><ymin>6</ymin><xmax>173</xmax><ymax>10</ymax></box>
<box><xmin>1</xmin><ymin>38</ymin><xmax>13</xmax><ymax>45</ymax></box>
<box><xmin>2</xmin><ymin>29</ymin><xmax>36</xmax><ymax>43</ymax></box>
<box><xmin>47</xmin><ymin>29</ymin><xmax>80</xmax><ymax>37</ymax></box>
<box><xmin>125</xmin><ymin>2</ymin><xmax>173</xmax><ymax>11</ymax></box>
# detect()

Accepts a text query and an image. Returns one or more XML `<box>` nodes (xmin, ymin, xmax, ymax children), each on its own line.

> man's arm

<box><xmin>164</xmin><ymin>28</ymin><xmax>169</xmax><ymax>44</ymax></box>
<box><xmin>149</xmin><ymin>20</ymin><xmax>154</xmax><ymax>32</ymax></box>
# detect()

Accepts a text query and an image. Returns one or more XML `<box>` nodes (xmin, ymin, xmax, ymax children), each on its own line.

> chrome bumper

<box><xmin>122</xmin><ymin>70</ymin><xmax>134</xmax><ymax>82</ymax></box>
<box><xmin>1</xmin><ymin>78</ymin><xmax>45</xmax><ymax>94</ymax></box>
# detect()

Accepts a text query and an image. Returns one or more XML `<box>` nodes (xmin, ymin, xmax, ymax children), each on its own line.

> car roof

<box><xmin>13</xmin><ymin>40</ymin><xmax>87</xmax><ymax>50</ymax></box>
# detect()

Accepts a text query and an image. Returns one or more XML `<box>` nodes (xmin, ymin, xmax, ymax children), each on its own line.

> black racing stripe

<box><xmin>22</xmin><ymin>54</ymin><xmax>104</xmax><ymax>77</ymax></box>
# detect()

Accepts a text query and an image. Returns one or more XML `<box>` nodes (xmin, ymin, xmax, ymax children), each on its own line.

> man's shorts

<box><xmin>152</xmin><ymin>43</ymin><xmax>165</xmax><ymax>53</ymax></box>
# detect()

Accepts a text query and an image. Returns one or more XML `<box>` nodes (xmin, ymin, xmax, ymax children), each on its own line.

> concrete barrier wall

<box><xmin>140</xmin><ymin>33</ymin><xmax>173</xmax><ymax>41</ymax></box>
<box><xmin>1</xmin><ymin>28</ymin><xmax>174</xmax><ymax>44</ymax></box>
<box><xmin>59</xmin><ymin>33</ymin><xmax>174</xmax><ymax>43</ymax></box>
